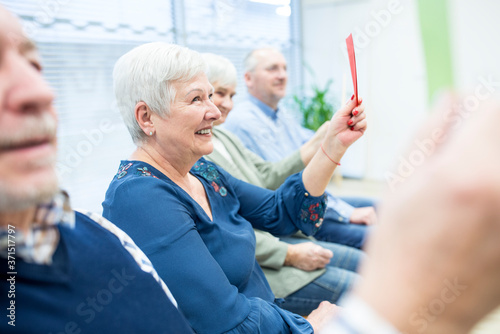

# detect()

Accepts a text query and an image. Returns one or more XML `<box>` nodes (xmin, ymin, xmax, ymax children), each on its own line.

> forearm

<box><xmin>257</xmin><ymin>150</ymin><xmax>305</xmax><ymax>190</ymax></box>
<box><xmin>254</xmin><ymin>229</ymin><xmax>289</xmax><ymax>269</ymax></box>
<box><xmin>232</xmin><ymin>171</ymin><xmax>326</xmax><ymax>236</ymax></box>
<box><xmin>300</xmin><ymin>137</ymin><xmax>320</xmax><ymax>166</ymax></box>
<box><xmin>283</xmin><ymin>244</ymin><xmax>296</xmax><ymax>267</ymax></box>
<box><xmin>302</xmin><ymin>138</ymin><xmax>346</xmax><ymax>196</ymax></box>
<box><xmin>299</xmin><ymin>121</ymin><xmax>329</xmax><ymax>166</ymax></box>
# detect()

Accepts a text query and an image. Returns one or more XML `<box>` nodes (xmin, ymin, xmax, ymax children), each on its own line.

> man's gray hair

<box><xmin>243</xmin><ymin>46</ymin><xmax>282</xmax><ymax>73</ymax></box>
<box><xmin>113</xmin><ymin>42</ymin><xmax>206</xmax><ymax>145</ymax></box>
<box><xmin>202</xmin><ymin>53</ymin><xmax>237</xmax><ymax>88</ymax></box>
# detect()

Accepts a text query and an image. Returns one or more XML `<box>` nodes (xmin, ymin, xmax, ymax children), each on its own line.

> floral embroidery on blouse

<box><xmin>193</xmin><ymin>161</ymin><xmax>227</xmax><ymax>197</ymax></box>
<box><xmin>136</xmin><ymin>166</ymin><xmax>159</xmax><ymax>179</ymax></box>
<box><xmin>116</xmin><ymin>163</ymin><xmax>133</xmax><ymax>179</ymax></box>
<box><xmin>300</xmin><ymin>194</ymin><xmax>327</xmax><ymax>234</ymax></box>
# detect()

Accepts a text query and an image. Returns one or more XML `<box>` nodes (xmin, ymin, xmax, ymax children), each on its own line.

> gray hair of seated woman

<box><xmin>113</xmin><ymin>42</ymin><xmax>206</xmax><ymax>145</ymax></box>
<box><xmin>202</xmin><ymin>53</ymin><xmax>237</xmax><ymax>88</ymax></box>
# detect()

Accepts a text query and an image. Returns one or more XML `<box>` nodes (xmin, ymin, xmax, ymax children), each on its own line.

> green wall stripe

<box><xmin>417</xmin><ymin>0</ymin><xmax>455</xmax><ymax>101</ymax></box>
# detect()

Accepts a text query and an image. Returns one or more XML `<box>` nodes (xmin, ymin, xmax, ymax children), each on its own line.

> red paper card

<box><xmin>346</xmin><ymin>34</ymin><xmax>358</xmax><ymax>105</ymax></box>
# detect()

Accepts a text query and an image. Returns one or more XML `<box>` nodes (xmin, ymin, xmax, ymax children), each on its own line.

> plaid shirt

<box><xmin>0</xmin><ymin>191</ymin><xmax>178</xmax><ymax>306</ymax></box>
<box><xmin>0</xmin><ymin>191</ymin><xmax>74</xmax><ymax>265</ymax></box>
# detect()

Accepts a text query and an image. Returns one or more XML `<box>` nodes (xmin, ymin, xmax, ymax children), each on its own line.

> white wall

<box><xmin>302</xmin><ymin>0</ymin><xmax>500</xmax><ymax>182</ymax></box>
<box><xmin>450</xmin><ymin>0</ymin><xmax>500</xmax><ymax>93</ymax></box>
<box><xmin>302</xmin><ymin>0</ymin><xmax>428</xmax><ymax>181</ymax></box>
<box><xmin>303</xmin><ymin>0</ymin><xmax>427</xmax><ymax>179</ymax></box>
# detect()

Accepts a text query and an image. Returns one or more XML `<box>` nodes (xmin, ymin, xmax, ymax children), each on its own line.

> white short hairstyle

<box><xmin>113</xmin><ymin>42</ymin><xmax>206</xmax><ymax>144</ymax></box>
<box><xmin>202</xmin><ymin>53</ymin><xmax>237</xmax><ymax>88</ymax></box>
<box><xmin>243</xmin><ymin>46</ymin><xmax>282</xmax><ymax>73</ymax></box>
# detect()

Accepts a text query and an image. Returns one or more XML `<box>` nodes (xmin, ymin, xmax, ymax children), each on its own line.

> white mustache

<box><xmin>0</xmin><ymin>112</ymin><xmax>57</xmax><ymax>150</ymax></box>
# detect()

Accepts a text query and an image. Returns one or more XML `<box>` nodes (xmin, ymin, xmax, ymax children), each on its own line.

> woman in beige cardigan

<box><xmin>202</xmin><ymin>53</ymin><xmax>364</xmax><ymax>315</ymax></box>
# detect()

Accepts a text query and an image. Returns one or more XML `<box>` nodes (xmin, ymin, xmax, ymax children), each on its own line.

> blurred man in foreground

<box><xmin>322</xmin><ymin>95</ymin><xmax>500</xmax><ymax>333</ymax></box>
<box><xmin>0</xmin><ymin>6</ymin><xmax>192</xmax><ymax>333</ymax></box>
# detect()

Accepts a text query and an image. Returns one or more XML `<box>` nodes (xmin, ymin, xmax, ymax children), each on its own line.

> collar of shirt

<box><xmin>0</xmin><ymin>191</ymin><xmax>75</xmax><ymax>265</ymax></box>
<box><xmin>249</xmin><ymin>94</ymin><xmax>279</xmax><ymax>120</ymax></box>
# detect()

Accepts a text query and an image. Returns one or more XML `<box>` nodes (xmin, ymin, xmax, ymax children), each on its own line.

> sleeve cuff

<box><xmin>297</xmin><ymin>177</ymin><xmax>328</xmax><ymax>235</ymax></box>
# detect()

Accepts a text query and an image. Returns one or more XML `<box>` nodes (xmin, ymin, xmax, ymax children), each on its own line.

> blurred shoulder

<box><xmin>225</xmin><ymin>98</ymin><xmax>262</xmax><ymax>124</ymax></box>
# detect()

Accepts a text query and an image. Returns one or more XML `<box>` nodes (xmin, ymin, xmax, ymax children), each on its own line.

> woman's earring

<box><xmin>149</xmin><ymin>131</ymin><xmax>153</xmax><ymax>136</ymax></box>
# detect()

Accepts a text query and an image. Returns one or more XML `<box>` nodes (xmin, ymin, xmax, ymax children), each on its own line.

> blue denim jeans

<box><xmin>314</xmin><ymin>196</ymin><xmax>376</xmax><ymax>249</ymax></box>
<box><xmin>278</xmin><ymin>237</ymin><xmax>363</xmax><ymax>316</ymax></box>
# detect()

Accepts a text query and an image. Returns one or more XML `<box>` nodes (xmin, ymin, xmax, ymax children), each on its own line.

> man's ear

<box><xmin>244</xmin><ymin>71</ymin><xmax>253</xmax><ymax>88</ymax></box>
<box><xmin>134</xmin><ymin>102</ymin><xmax>155</xmax><ymax>136</ymax></box>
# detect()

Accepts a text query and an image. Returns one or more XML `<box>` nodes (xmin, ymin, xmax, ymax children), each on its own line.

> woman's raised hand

<box><xmin>301</xmin><ymin>95</ymin><xmax>366</xmax><ymax>197</ymax></box>
<box><xmin>326</xmin><ymin>95</ymin><xmax>367</xmax><ymax>152</ymax></box>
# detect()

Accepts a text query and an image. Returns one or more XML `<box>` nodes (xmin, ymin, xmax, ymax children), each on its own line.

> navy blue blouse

<box><xmin>102</xmin><ymin>158</ymin><xmax>327</xmax><ymax>334</ymax></box>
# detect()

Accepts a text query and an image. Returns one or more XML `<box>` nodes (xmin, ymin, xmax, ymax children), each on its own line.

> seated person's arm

<box><xmin>254</xmin><ymin>229</ymin><xmax>288</xmax><ymax>269</ymax></box>
<box><xmin>254</xmin><ymin>229</ymin><xmax>333</xmax><ymax>271</ymax></box>
<box><xmin>221</xmin><ymin>129</ymin><xmax>305</xmax><ymax>190</ymax></box>
<box><xmin>284</xmin><ymin>241</ymin><xmax>333</xmax><ymax>271</ymax></box>
<box><xmin>229</xmin><ymin>170</ymin><xmax>327</xmax><ymax>237</ymax></box>
<box><xmin>299</xmin><ymin>120</ymin><xmax>330</xmax><ymax>166</ymax></box>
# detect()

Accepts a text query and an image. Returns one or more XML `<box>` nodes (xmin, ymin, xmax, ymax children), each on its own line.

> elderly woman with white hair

<box><xmin>103</xmin><ymin>42</ymin><xmax>367</xmax><ymax>334</ymax></box>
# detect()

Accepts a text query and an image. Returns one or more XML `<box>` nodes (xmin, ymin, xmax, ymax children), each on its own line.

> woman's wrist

<box><xmin>320</xmin><ymin>138</ymin><xmax>346</xmax><ymax>165</ymax></box>
<box><xmin>320</xmin><ymin>144</ymin><xmax>341</xmax><ymax>166</ymax></box>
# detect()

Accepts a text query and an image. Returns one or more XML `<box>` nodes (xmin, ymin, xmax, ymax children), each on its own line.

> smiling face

<box><xmin>152</xmin><ymin>73</ymin><xmax>221</xmax><ymax>164</ymax></box>
<box><xmin>245</xmin><ymin>49</ymin><xmax>288</xmax><ymax>110</ymax></box>
<box><xmin>0</xmin><ymin>7</ymin><xmax>58</xmax><ymax>213</ymax></box>
<box><xmin>212</xmin><ymin>83</ymin><xmax>236</xmax><ymax>126</ymax></box>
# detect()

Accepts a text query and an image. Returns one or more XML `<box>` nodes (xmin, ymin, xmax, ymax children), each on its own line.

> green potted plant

<box><xmin>293</xmin><ymin>79</ymin><xmax>335</xmax><ymax>131</ymax></box>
